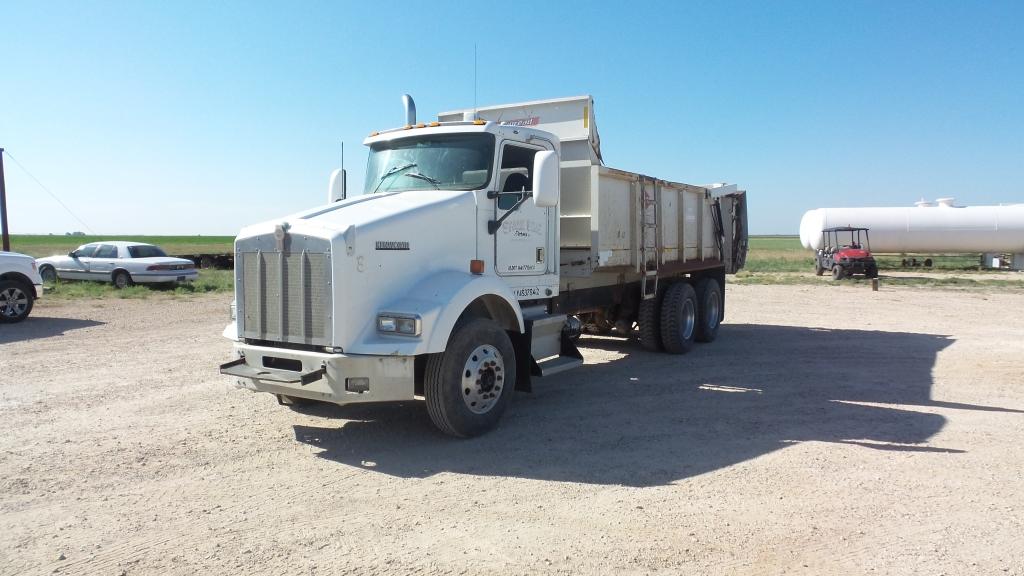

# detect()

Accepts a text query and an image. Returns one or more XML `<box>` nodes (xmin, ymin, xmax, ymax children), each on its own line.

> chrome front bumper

<box><xmin>220</xmin><ymin>342</ymin><xmax>416</xmax><ymax>405</ymax></box>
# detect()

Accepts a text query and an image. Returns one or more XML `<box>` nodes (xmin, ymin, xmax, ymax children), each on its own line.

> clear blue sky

<box><xmin>2</xmin><ymin>0</ymin><xmax>1021</xmax><ymax>235</ymax></box>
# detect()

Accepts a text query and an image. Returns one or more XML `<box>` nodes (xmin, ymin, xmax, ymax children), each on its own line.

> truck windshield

<box><xmin>364</xmin><ymin>133</ymin><xmax>495</xmax><ymax>194</ymax></box>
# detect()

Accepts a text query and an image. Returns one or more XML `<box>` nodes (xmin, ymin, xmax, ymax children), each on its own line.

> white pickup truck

<box><xmin>0</xmin><ymin>251</ymin><xmax>43</xmax><ymax>323</ymax></box>
<box><xmin>221</xmin><ymin>95</ymin><xmax>747</xmax><ymax>437</ymax></box>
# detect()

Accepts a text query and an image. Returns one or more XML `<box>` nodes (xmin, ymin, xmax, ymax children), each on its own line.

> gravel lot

<box><xmin>2</xmin><ymin>283</ymin><xmax>1023</xmax><ymax>575</ymax></box>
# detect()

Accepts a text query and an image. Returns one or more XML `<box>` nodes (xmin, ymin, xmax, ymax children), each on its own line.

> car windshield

<box><xmin>364</xmin><ymin>133</ymin><xmax>495</xmax><ymax>194</ymax></box>
<box><xmin>127</xmin><ymin>245</ymin><xmax>167</xmax><ymax>258</ymax></box>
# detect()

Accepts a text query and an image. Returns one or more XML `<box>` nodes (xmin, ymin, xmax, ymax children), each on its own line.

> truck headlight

<box><xmin>377</xmin><ymin>313</ymin><xmax>421</xmax><ymax>336</ymax></box>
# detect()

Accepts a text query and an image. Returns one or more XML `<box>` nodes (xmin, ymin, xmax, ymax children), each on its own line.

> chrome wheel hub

<box><xmin>461</xmin><ymin>345</ymin><xmax>505</xmax><ymax>415</ymax></box>
<box><xmin>707</xmin><ymin>296</ymin><xmax>720</xmax><ymax>330</ymax></box>
<box><xmin>682</xmin><ymin>300</ymin><xmax>696</xmax><ymax>340</ymax></box>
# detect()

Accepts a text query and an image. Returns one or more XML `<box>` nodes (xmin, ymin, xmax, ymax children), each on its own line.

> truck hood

<box><xmin>233</xmin><ymin>189</ymin><xmax>479</xmax><ymax>351</ymax></box>
<box><xmin>0</xmin><ymin>251</ymin><xmax>35</xmax><ymax>264</ymax></box>
<box><xmin>237</xmin><ymin>190</ymin><xmax>473</xmax><ymax>238</ymax></box>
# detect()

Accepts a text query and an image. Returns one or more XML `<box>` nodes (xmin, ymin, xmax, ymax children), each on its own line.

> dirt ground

<box><xmin>2</xmin><ymin>283</ymin><xmax>1023</xmax><ymax>576</ymax></box>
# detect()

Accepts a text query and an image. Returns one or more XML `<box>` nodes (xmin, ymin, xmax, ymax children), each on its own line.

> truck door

<box><xmin>494</xmin><ymin>142</ymin><xmax>551</xmax><ymax>277</ymax></box>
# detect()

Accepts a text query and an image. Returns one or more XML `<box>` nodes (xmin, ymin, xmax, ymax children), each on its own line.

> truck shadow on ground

<box><xmin>293</xmin><ymin>324</ymin><xmax>1022</xmax><ymax>486</ymax></box>
<box><xmin>0</xmin><ymin>316</ymin><xmax>104</xmax><ymax>344</ymax></box>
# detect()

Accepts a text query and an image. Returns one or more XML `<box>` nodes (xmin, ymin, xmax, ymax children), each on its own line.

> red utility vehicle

<box><xmin>814</xmin><ymin>226</ymin><xmax>878</xmax><ymax>280</ymax></box>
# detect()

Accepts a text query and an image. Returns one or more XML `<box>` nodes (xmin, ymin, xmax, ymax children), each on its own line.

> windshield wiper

<box><xmin>372</xmin><ymin>162</ymin><xmax>417</xmax><ymax>194</ymax></box>
<box><xmin>403</xmin><ymin>172</ymin><xmax>441</xmax><ymax>189</ymax></box>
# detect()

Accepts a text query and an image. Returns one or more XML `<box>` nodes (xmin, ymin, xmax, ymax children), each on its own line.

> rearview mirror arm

<box><xmin>487</xmin><ymin>192</ymin><xmax>533</xmax><ymax>235</ymax></box>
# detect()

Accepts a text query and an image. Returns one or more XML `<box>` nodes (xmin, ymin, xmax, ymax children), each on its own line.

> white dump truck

<box><xmin>220</xmin><ymin>95</ymin><xmax>748</xmax><ymax>437</ymax></box>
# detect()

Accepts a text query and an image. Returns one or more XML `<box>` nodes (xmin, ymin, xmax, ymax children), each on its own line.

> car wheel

<box><xmin>832</xmin><ymin>265</ymin><xmax>845</xmax><ymax>280</ymax></box>
<box><xmin>0</xmin><ymin>280</ymin><xmax>34</xmax><ymax>323</ymax></box>
<box><xmin>694</xmin><ymin>278</ymin><xmax>722</xmax><ymax>343</ymax></box>
<box><xmin>660</xmin><ymin>282</ymin><xmax>698</xmax><ymax>354</ymax></box>
<box><xmin>39</xmin><ymin>265</ymin><xmax>58</xmax><ymax>283</ymax></box>
<box><xmin>112</xmin><ymin>270</ymin><xmax>133</xmax><ymax>289</ymax></box>
<box><xmin>423</xmin><ymin>318</ymin><xmax>516</xmax><ymax>438</ymax></box>
<box><xmin>814</xmin><ymin>261</ymin><xmax>825</xmax><ymax>276</ymax></box>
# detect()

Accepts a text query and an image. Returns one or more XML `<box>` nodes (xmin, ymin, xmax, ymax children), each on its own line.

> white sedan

<box><xmin>37</xmin><ymin>241</ymin><xmax>198</xmax><ymax>288</ymax></box>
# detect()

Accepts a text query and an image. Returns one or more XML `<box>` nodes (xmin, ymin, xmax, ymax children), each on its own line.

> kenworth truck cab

<box><xmin>221</xmin><ymin>95</ymin><xmax>747</xmax><ymax>437</ymax></box>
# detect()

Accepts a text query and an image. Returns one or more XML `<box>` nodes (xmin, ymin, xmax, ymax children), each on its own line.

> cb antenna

<box><xmin>473</xmin><ymin>43</ymin><xmax>478</xmax><ymax>118</ymax></box>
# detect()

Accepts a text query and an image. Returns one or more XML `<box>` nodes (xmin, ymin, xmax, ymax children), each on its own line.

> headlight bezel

<box><xmin>376</xmin><ymin>313</ymin><xmax>422</xmax><ymax>336</ymax></box>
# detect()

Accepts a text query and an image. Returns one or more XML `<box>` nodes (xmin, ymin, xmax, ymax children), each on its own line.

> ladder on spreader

<box><xmin>639</xmin><ymin>176</ymin><xmax>659</xmax><ymax>299</ymax></box>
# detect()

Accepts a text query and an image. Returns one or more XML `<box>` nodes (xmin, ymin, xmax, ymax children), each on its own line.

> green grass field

<box><xmin>8</xmin><ymin>235</ymin><xmax>234</xmax><ymax>258</ymax></box>
<box><xmin>743</xmin><ymin>235</ymin><xmax>989</xmax><ymax>273</ymax></box>
<box><xmin>13</xmin><ymin>234</ymin><xmax>1019</xmax><ymax>299</ymax></box>
<box><xmin>42</xmin><ymin>270</ymin><xmax>234</xmax><ymax>300</ymax></box>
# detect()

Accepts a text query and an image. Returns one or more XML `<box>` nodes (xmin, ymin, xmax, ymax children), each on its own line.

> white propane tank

<box><xmin>799</xmin><ymin>200</ymin><xmax>1024</xmax><ymax>253</ymax></box>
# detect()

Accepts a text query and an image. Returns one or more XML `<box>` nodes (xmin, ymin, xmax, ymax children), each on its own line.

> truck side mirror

<box><xmin>532</xmin><ymin>150</ymin><xmax>559</xmax><ymax>208</ymax></box>
<box><xmin>328</xmin><ymin>168</ymin><xmax>347</xmax><ymax>203</ymax></box>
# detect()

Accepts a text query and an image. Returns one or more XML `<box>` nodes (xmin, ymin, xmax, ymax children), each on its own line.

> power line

<box><xmin>1</xmin><ymin>149</ymin><xmax>96</xmax><ymax>234</ymax></box>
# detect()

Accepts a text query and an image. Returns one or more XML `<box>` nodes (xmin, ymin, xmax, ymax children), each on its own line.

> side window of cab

<box><xmin>497</xmin><ymin>143</ymin><xmax>539</xmax><ymax>210</ymax></box>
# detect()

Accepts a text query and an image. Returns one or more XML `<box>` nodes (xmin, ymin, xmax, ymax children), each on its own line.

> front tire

<box><xmin>112</xmin><ymin>270</ymin><xmax>133</xmax><ymax>289</ymax></box>
<box><xmin>39</xmin><ymin>265</ymin><xmax>58</xmax><ymax>283</ymax></box>
<box><xmin>832</xmin><ymin>265</ymin><xmax>845</xmax><ymax>280</ymax></box>
<box><xmin>424</xmin><ymin>318</ymin><xmax>516</xmax><ymax>438</ymax></box>
<box><xmin>660</xmin><ymin>282</ymin><xmax>698</xmax><ymax>354</ymax></box>
<box><xmin>0</xmin><ymin>280</ymin><xmax>34</xmax><ymax>323</ymax></box>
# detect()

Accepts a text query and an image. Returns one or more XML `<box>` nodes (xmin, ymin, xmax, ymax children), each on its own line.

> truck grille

<box><xmin>236</xmin><ymin>238</ymin><xmax>332</xmax><ymax>346</ymax></box>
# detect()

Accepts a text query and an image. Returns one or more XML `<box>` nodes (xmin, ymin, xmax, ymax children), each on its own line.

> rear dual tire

<box><xmin>660</xmin><ymin>282</ymin><xmax>698</xmax><ymax>354</ymax></box>
<box><xmin>638</xmin><ymin>291</ymin><xmax>664</xmax><ymax>352</ymax></box>
<box><xmin>638</xmin><ymin>278</ymin><xmax>722</xmax><ymax>354</ymax></box>
<box><xmin>694</xmin><ymin>278</ymin><xmax>722</xmax><ymax>343</ymax></box>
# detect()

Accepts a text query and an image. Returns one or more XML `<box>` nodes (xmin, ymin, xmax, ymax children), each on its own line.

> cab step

<box><xmin>525</xmin><ymin>312</ymin><xmax>584</xmax><ymax>377</ymax></box>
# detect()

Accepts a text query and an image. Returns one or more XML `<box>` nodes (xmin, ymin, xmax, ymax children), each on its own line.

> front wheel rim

<box><xmin>0</xmin><ymin>287</ymin><xmax>28</xmax><ymax>317</ymax></box>
<box><xmin>461</xmin><ymin>345</ymin><xmax>505</xmax><ymax>415</ymax></box>
<box><xmin>116</xmin><ymin>275</ymin><xmax>127</xmax><ymax>288</ymax></box>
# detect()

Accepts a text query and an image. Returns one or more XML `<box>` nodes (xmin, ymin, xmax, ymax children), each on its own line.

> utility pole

<box><xmin>0</xmin><ymin>148</ymin><xmax>9</xmax><ymax>252</ymax></box>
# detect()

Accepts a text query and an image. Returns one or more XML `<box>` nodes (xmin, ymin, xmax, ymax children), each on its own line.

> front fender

<box><xmin>345</xmin><ymin>271</ymin><xmax>524</xmax><ymax>356</ymax></box>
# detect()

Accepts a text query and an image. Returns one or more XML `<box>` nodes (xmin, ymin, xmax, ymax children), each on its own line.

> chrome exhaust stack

<box><xmin>402</xmin><ymin>94</ymin><xmax>416</xmax><ymax>125</ymax></box>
